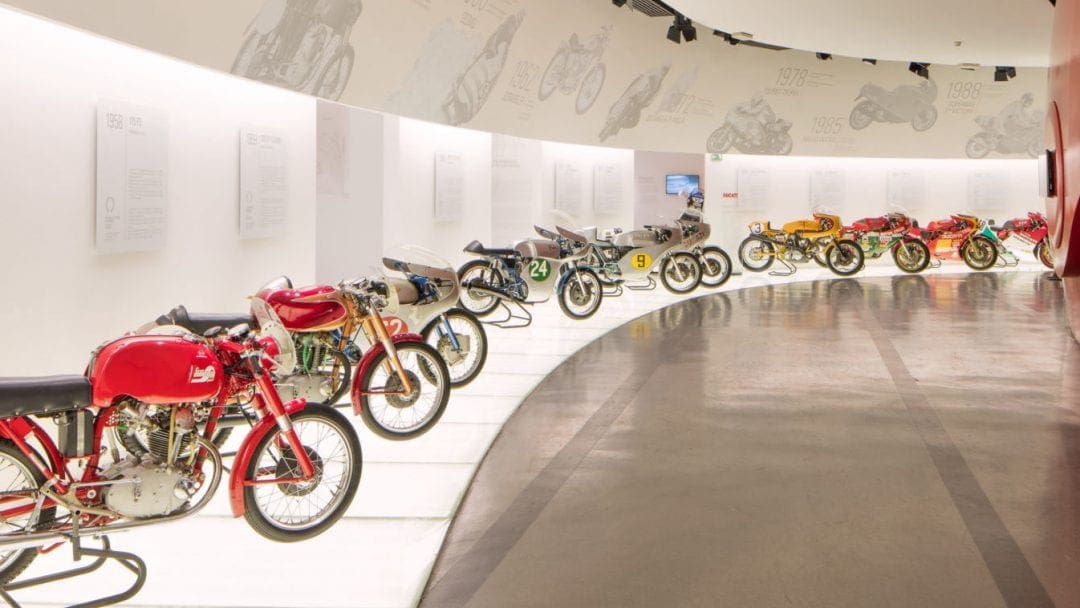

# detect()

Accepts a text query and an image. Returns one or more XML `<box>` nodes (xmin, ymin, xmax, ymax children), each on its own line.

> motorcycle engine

<box><xmin>102</xmin><ymin>458</ymin><xmax>189</xmax><ymax>519</ymax></box>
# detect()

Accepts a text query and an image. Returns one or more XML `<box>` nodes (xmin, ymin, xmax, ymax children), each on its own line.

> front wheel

<box><xmin>892</xmin><ymin>239</ymin><xmax>931</xmax><ymax>273</ymax></box>
<box><xmin>961</xmin><ymin>235</ymin><xmax>998</xmax><ymax>270</ymax></box>
<box><xmin>558</xmin><ymin>269</ymin><xmax>603</xmax><ymax>319</ymax></box>
<box><xmin>706</xmin><ymin>125</ymin><xmax>733</xmax><ymax>153</ymax></box>
<box><xmin>576</xmin><ymin>63</ymin><xmax>606</xmax><ymax>114</ymax></box>
<box><xmin>965</xmin><ymin>134</ymin><xmax>992</xmax><ymax>159</ymax></box>
<box><xmin>849</xmin><ymin>102</ymin><xmax>874</xmax><ymax>130</ymax></box>
<box><xmin>911</xmin><ymin>106</ymin><xmax>938</xmax><ymax>132</ymax></box>
<box><xmin>457</xmin><ymin>260</ymin><xmax>502</xmax><ymax>317</ymax></box>
<box><xmin>660</xmin><ymin>253</ymin><xmax>702</xmax><ymax>294</ymax></box>
<box><xmin>1035</xmin><ymin>239</ymin><xmax>1055</xmax><ymax>269</ymax></box>
<box><xmin>242</xmin><ymin>406</ymin><xmax>362</xmax><ymax>542</ymax></box>
<box><xmin>826</xmin><ymin>240</ymin><xmax>865</xmax><ymax>276</ymax></box>
<box><xmin>538</xmin><ymin>47</ymin><xmax>569</xmax><ymax>101</ymax></box>
<box><xmin>738</xmin><ymin>237</ymin><xmax>775</xmax><ymax>272</ymax></box>
<box><xmin>358</xmin><ymin>342</ymin><xmax>450</xmax><ymax>440</ymax></box>
<box><xmin>698</xmin><ymin>247</ymin><xmax>732</xmax><ymax>287</ymax></box>
<box><xmin>422</xmin><ymin>309</ymin><xmax>488</xmax><ymax>387</ymax></box>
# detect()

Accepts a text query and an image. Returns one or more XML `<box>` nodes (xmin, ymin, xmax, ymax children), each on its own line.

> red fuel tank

<box><xmin>90</xmin><ymin>335</ymin><xmax>223</xmax><ymax>407</ymax></box>
<box><xmin>256</xmin><ymin>285</ymin><xmax>348</xmax><ymax>332</ymax></box>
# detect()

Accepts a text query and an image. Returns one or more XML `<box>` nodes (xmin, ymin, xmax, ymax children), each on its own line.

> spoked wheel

<box><xmin>1035</xmin><ymin>239</ymin><xmax>1054</xmax><ymax>269</ymax></box>
<box><xmin>698</xmin><ymin>246</ymin><xmax>732</xmax><ymax>287</ymax></box>
<box><xmin>811</xmin><ymin>248</ymin><xmax>828</xmax><ymax>267</ymax></box>
<box><xmin>538</xmin><ymin>47</ymin><xmax>569</xmax><ymax>101</ymax></box>
<box><xmin>961</xmin><ymin>236</ymin><xmax>998</xmax><ymax>271</ymax></box>
<box><xmin>576</xmin><ymin>63</ymin><xmax>606</xmax><ymax>114</ymax></box>
<box><xmin>892</xmin><ymin>239</ymin><xmax>931</xmax><ymax>273</ymax></box>
<box><xmin>283</xmin><ymin>344</ymin><xmax>351</xmax><ymax>406</ymax></box>
<box><xmin>358</xmin><ymin>342</ymin><xmax>450</xmax><ymax>440</ymax></box>
<box><xmin>558</xmin><ymin>269</ymin><xmax>603</xmax><ymax>319</ymax></box>
<box><xmin>826</xmin><ymin>240</ymin><xmax>865</xmax><ymax>276</ymax></box>
<box><xmin>421</xmin><ymin>309</ymin><xmax>488</xmax><ymax>387</ymax></box>
<box><xmin>243</xmin><ymin>406</ymin><xmax>361</xmax><ymax>542</ymax></box>
<box><xmin>0</xmin><ymin>442</ymin><xmax>53</xmax><ymax>584</ymax></box>
<box><xmin>457</xmin><ymin>260</ymin><xmax>502</xmax><ymax>316</ymax></box>
<box><xmin>738</xmin><ymin>237</ymin><xmax>775</xmax><ymax>272</ymax></box>
<box><xmin>660</xmin><ymin>253</ymin><xmax>702</xmax><ymax>294</ymax></box>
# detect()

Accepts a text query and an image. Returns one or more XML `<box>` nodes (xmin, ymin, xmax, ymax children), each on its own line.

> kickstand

<box><xmin>601</xmin><ymin>282</ymin><xmax>623</xmax><ymax>297</ymax></box>
<box><xmin>0</xmin><ymin>535</ymin><xmax>147</xmax><ymax>608</ymax></box>
<box><xmin>482</xmin><ymin>299</ymin><xmax>532</xmax><ymax>329</ymax></box>
<box><xmin>768</xmin><ymin>258</ymin><xmax>797</xmax><ymax>277</ymax></box>
<box><xmin>928</xmin><ymin>258</ymin><xmax>943</xmax><ymax>269</ymax></box>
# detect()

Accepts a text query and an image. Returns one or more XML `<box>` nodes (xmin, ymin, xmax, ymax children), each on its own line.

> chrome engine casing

<box><xmin>102</xmin><ymin>456</ymin><xmax>188</xmax><ymax>519</ymax></box>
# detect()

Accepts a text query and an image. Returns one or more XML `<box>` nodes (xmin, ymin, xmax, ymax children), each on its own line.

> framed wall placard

<box><xmin>967</xmin><ymin>170</ymin><xmax>1010</xmax><ymax>213</ymax></box>
<box><xmin>593</xmin><ymin>163</ymin><xmax>621</xmax><ymax>214</ymax></box>
<box><xmin>555</xmin><ymin>161</ymin><xmax>584</xmax><ymax>214</ymax></box>
<box><xmin>434</xmin><ymin>151</ymin><xmax>465</xmax><ymax>221</ymax></box>
<box><xmin>240</xmin><ymin>127</ymin><xmax>288</xmax><ymax>238</ymax></box>
<box><xmin>809</xmin><ymin>169</ymin><xmax>845</xmax><ymax>213</ymax></box>
<box><xmin>96</xmin><ymin>99</ymin><xmax>169</xmax><ymax>254</ymax></box>
<box><xmin>736</xmin><ymin>168</ymin><xmax>770</xmax><ymax>210</ymax></box>
<box><xmin>886</xmin><ymin>170</ymin><xmax>926</xmax><ymax>210</ymax></box>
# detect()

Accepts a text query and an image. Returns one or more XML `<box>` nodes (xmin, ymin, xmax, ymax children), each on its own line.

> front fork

<box><xmin>369</xmin><ymin>316</ymin><xmax>415</xmax><ymax>395</ymax></box>
<box><xmin>252</xmin><ymin>368</ymin><xmax>315</xmax><ymax>481</ymax></box>
<box><xmin>436</xmin><ymin>314</ymin><xmax>463</xmax><ymax>353</ymax></box>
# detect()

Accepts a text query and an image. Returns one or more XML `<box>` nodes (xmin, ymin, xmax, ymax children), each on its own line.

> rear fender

<box><xmin>228</xmin><ymin>397</ymin><xmax>307</xmax><ymax>517</ymax></box>
<box><xmin>350</xmin><ymin>333</ymin><xmax>425</xmax><ymax>415</ymax></box>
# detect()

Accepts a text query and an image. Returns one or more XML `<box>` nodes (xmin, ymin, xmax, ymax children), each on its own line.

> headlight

<box><xmin>750</xmin><ymin>222</ymin><xmax>763</xmax><ymax>235</ymax></box>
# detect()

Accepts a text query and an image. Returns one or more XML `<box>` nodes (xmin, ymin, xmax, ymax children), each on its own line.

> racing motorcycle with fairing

<box><xmin>706</xmin><ymin>116</ymin><xmax>794</xmax><ymax>155</ymax></box>
<box><xmin>739</xmin><ymin>213</ymin><xmax>864</xmax><ymax>276</ymax></box>
<box><xmin>994</xmin><ymin>212</ymin><xmax>1053</xmax><ymax>269</ymax></box>
<box><xmin>673</xmin><ymin>191</ymin><xmax>732</xmax><ymax>288</ymax></box>
<box><xmin>908</xmin><ymin>214</ymin><xmax>1013</xmax><ymax>270</ymax></box>
<box><xmin>0</xmin><ymin>299</ymin><xmax>362</xmax><ymax>589</ymax></box>
<box><xmin>842</xmin><ymin>212</ymin><xmax>931</xmax><ymax>273</ymax></box>
<box><xmin>965</xmin><ymin>115</ymin><xmax>1041</xmax><ymax>159</ymax></box>
<box><xmin>849</xmin><ymin>79</ymin><xmax>938</xmax><ymax>132</ymax></box>
<box><xmin>580</xmin><ymin>217</ymin><xmax>703</xmax><ymax>296</ymax></box>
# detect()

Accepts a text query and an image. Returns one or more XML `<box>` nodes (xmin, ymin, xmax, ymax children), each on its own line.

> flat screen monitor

<box><xmin>665</xmin><ymin>174</ymin><xmax>699</xmax><ymax>195</ymax></box>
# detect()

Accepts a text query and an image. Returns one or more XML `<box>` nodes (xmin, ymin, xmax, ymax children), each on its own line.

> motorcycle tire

<box><xmin>538</xmin><ymin>46</ymin><xmax>569</xmax><ymax>101</ymax></box>
<box><xmin>775</xmin><ymin>132</ymin><xmax>794</xmax><ymax>156</ymax></box>
<box><xmin>960</xmin><ymin>236</ymin><xmax>998</xmax><ymax>271</ymax></box>
<box><xmin>1035</xmin><ymin>239</ymin><xmax>1055</xmax><ymax>269</ymax></box>
<box><xmin>242</xmin><ymin>405</ymin><xmax>361</xmax><ymax>542</ymax></box>
<box><xmin>738</xmin><ymin>237</ymin><xmax>775</xmax><ymax>272</ymax></box>
<box><xmin>576</xmin><ymin>63</ymin><xmax>606</xmax><ymax>115</ymax></box>
<box><xmin>558</xmin><ymin>268</ymin><xmax>604</xmax><ymax>320</ymax></box>
<box><xmin>706</xmin><ymin>125</ymin><xmax>733</xmax><ymax>154</ymax></box>
<box><xmin>892</xmin><ymin>239</ymin><xmax>931</xmax><ymax>274</ymax></box>
<box><xmin>811</xmin><ymin>248</ymin><xmax>828</xmax><ymax>267</ymax></box>
<box><xmin>849</xmin><ymin>102</ymin><xmax>874</xmax><ymax>130</ymax></box>
<box><xmin>457</xmin><ymin>260</ymin><xmax>503</xmax><ymax>317</ymax></box>
<box><xmin>699</xmin><ymin>246</ymin><xmax>733</xmax><ymax>288</ymax></box>
<box><xmin>826</xmin><ymin>240</ymin><xmax>865</xmax><ymax>276</ymax></box>
<box><xmin>357</xmin><ymin>342</ymin><xmax>450</xmax><ymax>440</ymax></box>
<box><xmin>0</xmin><ymin>441</ymin><xmax>54</xmax><ymax>585</ymax></box>
<box><xmin>660</xmin><ymin>253</ymin><xmax>702</xmax><ymax>294</ymax></box>
<box><xmin>313</xmin><ymin>46</ymin><xmax>355</xmax><ymax>101</ymax></box>
<box><xmin>1027</xmin><ymin>139</ymin><xmax>1041</xmax><ymax>159</ymax></box>
<box><xmin>911</xmin><ymin>106</ymin><xmax>938</xmax><ymax>132</ymax></box>
<box><xmin>421</xmin><ymin>308</ymin><xmax>488</xmax><ymax>388</ymax></box>
<box><xmin>965</xmin><ymin>135</ymin><xmax>992</xmax><ymax>159</ymax></box>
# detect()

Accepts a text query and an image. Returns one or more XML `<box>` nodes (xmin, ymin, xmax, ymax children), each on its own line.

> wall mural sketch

<box><xmin>385</xmin><ymin>20</ymin><xmax>483</xmax><ymax>123</ymax></box>
<box><xmin>964</xmin><ymin>93</ymin><xmax>1044</xmax><ymax>158</ymax></box>
<box><xmin>442</xmin><ymin>10</ymin><xmax>526</xmax><ymax>126</ymax></box>
<box><xmin>598</xmin><ymin>62</ymin><xmax>670</xmax><ymax>142</ymax></box>
<box><xmin>849</xmin><ymin>78</ymin><xmax>939</xmax><ymax>131</ymax></box>
<box><xmin>707</xmin><ymin>94</ymin><xmax>793</xmax><ymax>155</ymax></box>
<box><xmin>536</xmin><ymin>25</ymin><xmax>610</xmax><ymax>115</ymax></box>
<box><xmin>231</xmin><ymin>0</ymin><xmax>362</xmax><ymax>101</ymax></box>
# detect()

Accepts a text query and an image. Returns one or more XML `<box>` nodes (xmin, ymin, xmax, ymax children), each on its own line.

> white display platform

<box><xmin>13</xmin><ymin>254</ymin><xmax>1049</xmax><ymax>608</ymax></box>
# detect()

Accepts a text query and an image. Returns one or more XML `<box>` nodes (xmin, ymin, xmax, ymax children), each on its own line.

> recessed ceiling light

<box><xmin>958</xmin><ymin>62</ymin><xmax>980</xmax><ymax>70</ymax></box>
<box><xmin>953</xmin><ymin>40</ymin><xmax>963</xmax><ymax>47</ymax></box>
<box><xmin>731</xmin><ymin>31</ymin><xmax>754</xmax><ymax>41</ymax></box>
<box><xmin>862</xmin><ymin>58</ymin><xmax>878</xmax><ymax>65</ymax></box>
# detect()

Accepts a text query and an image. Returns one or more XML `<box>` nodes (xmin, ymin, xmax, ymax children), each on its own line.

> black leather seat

<box><xmin>0</xmin><ymin>376</ymin><xmax>91</xmax><ymax>418</ymax></box>
<box><xmin>463</xmin><ymin>240</ymin><xmax>518</xmax><ymax>257</ymax></box>
<box><xmin>156</xmin><ymin>305</ymin><xmax>253</xmax><ymax>335</ymax></box>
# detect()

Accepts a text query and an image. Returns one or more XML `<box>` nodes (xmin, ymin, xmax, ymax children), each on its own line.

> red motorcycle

<box><xmin>909</xmin><ymin>214</ymin><xmax>999</xmax><ymax>271</ymax></box>
<box><xmin>995</xmin><ymin>212</ymin><xmax>1053</xmax><ymax>269</ymax></box>
<box><xmin>0</xmin><ymin>300</ymin><xmax>362</xmax><ymax>588</ymax></box>
<box><xmin>842</xmin><ymin>213</ymin><xmax>931</xmax><ymax>273</ymax></box>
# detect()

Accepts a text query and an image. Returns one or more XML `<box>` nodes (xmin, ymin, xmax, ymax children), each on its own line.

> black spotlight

<box><xmin>994</xmin><ymin>66</ymin><xmax>1017</xmax><ymax>82</ymax></box>
<box><xmin>612</xmin><ymin>0</ymin><xmax>627</xmax><ymax>6</ymax></box>
<box><xmin>862</xmin><ymin>58</ymin><xmax>877</xmax><ymax>65</ymax></box>
<box><xmin>667</xmin><ymin>22</ymin><xmax>681</xmax><ymax>43</ymax></box>
<box><xmin>816</xmin><ymin>52</ymin><xmax>832</xmax><ymax>60</ymax></box>
<box><xmin>667</xmin><ymin>14</ymin><xmax>696</xmax><ymax>44</ymax></box>
<box><xmin>908</xmin><ymin>62</ymin><xmax>930</xmax><ymax>79</ymax></box>
<box><xmin>713</xmin><ymin>30</ymin><xmax>740</xmax><ymax>45</ymax></box>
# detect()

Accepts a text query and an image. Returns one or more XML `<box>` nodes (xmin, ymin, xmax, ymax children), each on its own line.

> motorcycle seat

<box><xmin>463</xmin><ymin>240</ymin><xmax>518</xmax><ymax>258</ymax></box>
<box><xmin>156</xmin><ymin>305</ymin><xmax>253</xmax><ymax>335</ymax></box>
<box><xmin>0</xmin><ymin>375</ymin><xmax>92</xmax><ymax>417</ymax></box>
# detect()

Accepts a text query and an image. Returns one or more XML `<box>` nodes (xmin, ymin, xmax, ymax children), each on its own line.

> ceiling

<box><xmin>664</xmin><ymin>0</ymin><xmax>1054</xmax><ymax>68</ymax></box>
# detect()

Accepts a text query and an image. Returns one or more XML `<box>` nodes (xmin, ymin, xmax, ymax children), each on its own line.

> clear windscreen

<box><xmin>251</xmin><ymin>297</ymin><xmax>296</xmax><ymax>373</ymax></box>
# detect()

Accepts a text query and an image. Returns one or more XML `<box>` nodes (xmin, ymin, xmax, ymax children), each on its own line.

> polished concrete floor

<box><xmin>423</xmin><ymin>272</ymin><xmax>1080</xmax><ymax>608</ymax></box>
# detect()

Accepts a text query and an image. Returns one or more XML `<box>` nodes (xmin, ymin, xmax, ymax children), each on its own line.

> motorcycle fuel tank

<box><xmin>91</xmin><ymin>335</ymin><xmax>223</xmax><ymax>407</ymax></box>
<box><xmin>514</xmin><ymin>239</ymin><xmax>560</xmax><ymax>260</ymax></box>
<box><xmin>257</xmin><ymin>285</ymin><xmax>347</xmax><ymax>332</ymax></box>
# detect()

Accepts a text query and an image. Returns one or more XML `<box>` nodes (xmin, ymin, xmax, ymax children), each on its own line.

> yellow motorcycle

<box><xmin>738</xmin><ymin>213</ymin><xmax>864</xmax><ymax>276</ymax></box>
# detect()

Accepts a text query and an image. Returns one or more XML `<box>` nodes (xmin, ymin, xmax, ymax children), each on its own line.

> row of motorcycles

<box><xmin>738</xmin><ymin>211</ymin><xmax>1053</xmax><ymax>276</ymax></box>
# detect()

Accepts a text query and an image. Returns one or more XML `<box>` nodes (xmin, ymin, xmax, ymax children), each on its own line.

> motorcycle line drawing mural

<box><xmin>457</xmin><ymin>225</ymin><xmax>603</xmax><ymax>322</ymax></box>
<box><xmin>738</xmin><ymin>213</ymin><xmax>865</xmax><ymax>276</ymax></box>
<box><xmin>442</xmin><ymin>11</ymin><xmax>525</xmax><ymax>126</ymax></box>
<box><xmin>841</xmin><ymin>213</ymin><xmax>932</xmax><ymax>274</ymax></box>
<box><xmin>995</xmin><ymin>212</ymin><xmax>1053</xmax><ymax>269</ymax></box>
<box><xmin>908</xmin><ymin>214</ymin><xmax>1016</xmax><ymax>271</ymax></box>
<box><xmin>0</xmin><ymin>300</ymin><xmax>362</xmax><ymax>604</ymax></box>
<box><xmin>231</xmin><ymin>0</ymin><xmax>363</xmax><ymax>101</ymax></box>
<box><xmin>538</xmin><ymin>26</ymin><xmax>610</xmax><ymax>115</ymax></box>
<box><xmin>965</xmin><ymin>94</ymin><xmax>1044</xmax><ymax>159</ymax></box>
<box><xmin>849</xmin><ymin>79</ymin><xmax>938</xmax><ymax>132</ymax></box>
<box><xmin>706</xmin><ymin>95</ymin><xmax>794</xmax><ymax>156</ymax></box>
<box><xmin>598</xmin><ymin>63</ymin><xmax>670</xmax><ymax>142</ymax></box>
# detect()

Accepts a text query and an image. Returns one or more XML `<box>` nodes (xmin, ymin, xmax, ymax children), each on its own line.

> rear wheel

<box><xmin>892</xmin><ymin>239</ymin><xmax>931</xmax><ymax>273</ymax></box>
<box><xmin>243</xmin><ymin>406</ymin><xmax>361</xmax><ymax>542</ymax></box>
<box><xmin>457</xmin><ymin>260</ymin><xmax>502</xmax><ymax>317</ymax></box>
<box><xmin>738</xmin><ymin>237</ymin><xmax>775</xmax><ymax>272</ymax></box>
<box><xmin>660</xmin><ymin>253</ymin><xmax>702</xmax><ymax>294</ymax></box>
<box><xmin>421</xmin><ymin>309</ymin><xmax>488</xmax><ymax>387</ymax></box>
<box><xmin>358</xmin><ymin>342</ymin><xmax>450</xmax><ymax>440</ymax></box>
<box><xmin>826</xmin><ymin>240</ymin><xmax>865</xmax><ymax>276</ymax></box>
<box><xmin>698</xmin><ymin>247</ymin><xmax>732</xmax><ymax>287</ymax></box>
<box><xmin>961</xmin><ymin>236</ymin><xmax>998</xmax><ymax>270</ymax></box>
<box><xmin>0</xmin><ymin>442</ymin><xmax>52</xmax><ymax>584</ymax></box>
<box><xmin>558</xmin><ymin>269</ymin><xmax>603</xmax><ymax>319</ymax></box>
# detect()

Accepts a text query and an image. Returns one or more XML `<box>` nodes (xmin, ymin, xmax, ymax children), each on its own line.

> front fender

<box><xmin>228</xmin><ymin>397</ymin><xmax>306</xmax><ymax>517</ymax></box>
<box><xmin>555</xmin><ymin>267</ymin><xmax>591</xmax><ymax>296</ymax></box>
<box><xmin>350</xmin><ymin>333</ymin><xmax>425</xmax><ymax>415</ymax></box>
